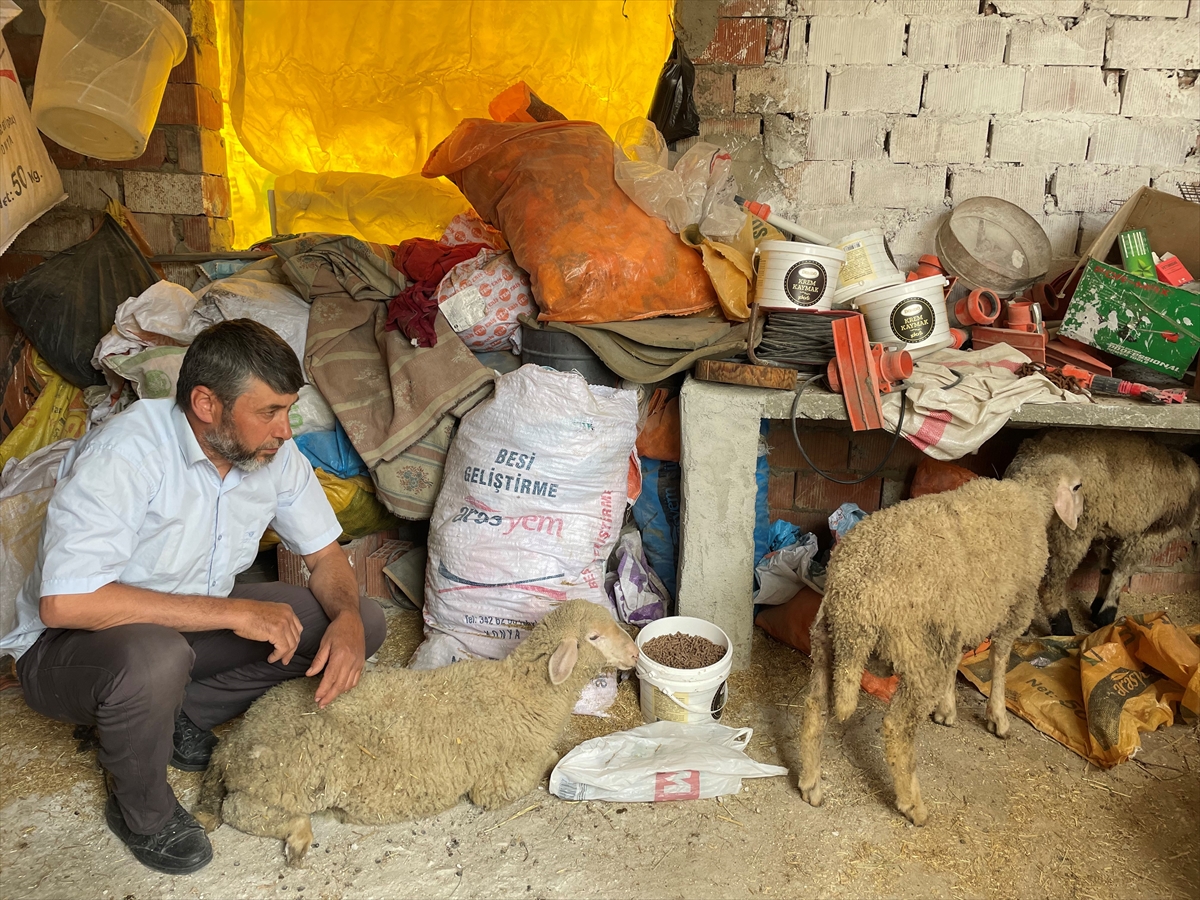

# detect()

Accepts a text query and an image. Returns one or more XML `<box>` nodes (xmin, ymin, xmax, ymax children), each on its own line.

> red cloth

<box><xmin>386</xmin><ymin>238</ymin><xmax>488</xmax><ymax>347</ymax></box>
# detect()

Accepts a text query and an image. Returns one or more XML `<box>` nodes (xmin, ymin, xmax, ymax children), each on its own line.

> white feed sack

<box><xmin>413</xmin><ymin>365</ymin><xmax>639</xmax><ymax>715</ymax></box>
<box><xmin>0</xmin><ymin>0</ymin><xmax>66</xmax><ymax>254</ymax></box>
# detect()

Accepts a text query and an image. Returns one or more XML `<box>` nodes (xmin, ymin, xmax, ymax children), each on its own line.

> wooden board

<box><xmin>694</xmin><ymin>359</ymin><xmax>797</xmax><ymax>391</ymax></box>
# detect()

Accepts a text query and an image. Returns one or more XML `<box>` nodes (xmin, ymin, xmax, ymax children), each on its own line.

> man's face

<box><xmin>205</xmin><ymin>378</ymin><xmax>298</xmax><ymax>472</ymax></box>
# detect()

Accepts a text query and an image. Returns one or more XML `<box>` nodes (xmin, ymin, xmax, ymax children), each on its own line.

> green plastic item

<box><xmin>1059</xmin><ymin>260</ymin><xmax>1200</xmax><ymax>378</ymax></box>
<box><xmin>1117</xmin><ymin>228</ymin><xmax>1157</xmax><ymax>281</ymax></box>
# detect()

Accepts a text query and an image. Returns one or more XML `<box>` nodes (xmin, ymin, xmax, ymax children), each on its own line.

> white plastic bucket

<box><xmin>33</xmin><ymin>0</ymin><xmax>188</xmax><ymax>160</ymax></box>
<box><xmin>855</xmin><ymin>275</ymin><xmax>953</xmax><ymax>358</ymax></box>
<box><xmin>832</xmin><ymin>229</ymin><xmax>904</xmax><ymax>305</ymax></box>
<box><xmin>755</xmin><ymin>241</ymin><xmax>846</xmax><ymax>311</ymax></box>
<box><xmin>636</xmin><ymin>616</ymin><xmax>733</xmax><ymax>725</ymax></box>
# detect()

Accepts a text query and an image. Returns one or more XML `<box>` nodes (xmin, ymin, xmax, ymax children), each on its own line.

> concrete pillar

<box><xmin>677</xmin><ymin>379</ymin><xmax>765</xmax><ymax>671</ymax></box>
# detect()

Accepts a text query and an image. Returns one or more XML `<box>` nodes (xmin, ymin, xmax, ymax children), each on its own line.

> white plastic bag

<box><xmin>753</xmin><ymin>532</ymin><xmax>821</xmax><ymax>605</ymax></box>
<box><xmin>612</xmin><ymin>119</ymin><xmax>690</xmax><ymax>234</ymax></box>
<box><xmin>414</xmin><ymin>364</ymin><xmax>638</xmax><ymax>715</ymax></box>
<box><xmin>289</xmin><ymin>385</ymin><xmax>336</xmax><ymax>435</ymax></box>
<box><xmin>549</xmin><ymin>721</ymin><xmax>788</xmax><ymax>802</ymax></box>
<box><xmin>0</xmin><ymin>0</ymin><xmax>66</xmax><ymax>254</ymax></box>
<box><xmin>604</xmin><ymin>529</ymin><xmax>669</xmax><ymax>625</ymax></box>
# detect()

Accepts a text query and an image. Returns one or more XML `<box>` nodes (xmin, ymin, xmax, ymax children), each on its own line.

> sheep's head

<box><xmin>541</xmin><ymin>600</ymin><xmax>639</xmax><ymax>686</ymax></box>
<box><xmin>1013</xmin><ymin>453</ymin><xmax>1083</xmax><ymax>530</ymax></box>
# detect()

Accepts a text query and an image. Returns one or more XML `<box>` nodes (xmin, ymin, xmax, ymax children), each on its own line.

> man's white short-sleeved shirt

<box><xmin>0</xmin><ymin>399</ymin><xmax>341</xmax><ymax>660</ymax></box>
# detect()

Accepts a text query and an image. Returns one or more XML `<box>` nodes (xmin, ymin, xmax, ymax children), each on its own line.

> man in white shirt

<box><xmin>1</xmin><ymin>320</ymin><xmax>386</xmax><ymax>875</ymax></box>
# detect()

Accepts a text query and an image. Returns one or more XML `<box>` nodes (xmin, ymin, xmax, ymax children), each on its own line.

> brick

<box><xmin>161</xmin><ymin>261</ymin><xmax>200</xmax><ymax>287</ymax></box>
<box><xmin>785</xmin><ymin>29</ymin><xmax>807</xmax><ymax>65</ymax></box>
<box><xmin>202</xmin><ymin>175</ymin><xmax>231</xmax><ymax>219</ymax></box>
<box><xmin>888</xmin><ymin>210</ymin><xmax>949</xmax><ymax>272</ymax></box>
<box><xmin>169</xmin><ymin>40</ymin><xmax>221</xmax><ymax>89</ymax></box>
<box><xmin>736</xmin><ymin>66</ymin><xmax>826</xmax><ymax>114</ymax></box>
<box><xmin>40</xmin><ymin>137</ymin><xmax>87</xmax><ymax>170</ymax></box>
<box><xmin>1151</xmin><ymin>168</ymin><xmax>1200</xmax><ymax>199</ymax></box>
<box><xmin>881</xmin><ymin>478</ymin><xmax>906</xmax><ymax>508</ymax></box>
<box><xmin>768</xmin><ymin>509</ymin><xmax>831</xmax><ymax>539</ymax></box>
<box><xmin>176</xmin><ymin>128</ymin><xmax>227</xmax><ymax>175</ymax></box>
<box><xmin>156</xmin><ymin>83</ymin><xmax>223</xmax><ymax>130</ymax></box>
<box><xmin>763</xmin><ymin>113</ymin><xmax>810</xmax><ymax>167</ymax></box>
<box><xmin>1037</xmin><ymin>213</ymin><xmax>1083</xmax><ymax>258</ymax></box>
<box><xmin>4</xmin><ymin>31</ymin><xmax>40</xmax><ymax>83</ymax></box>
<box><xmin>826</xmin><ymin>66</ymin><xmax>923</xmax><ymax>114</ymax></box>
<box><xmin>1149</xmin><ymin>539</ymin><xmax>1195</xmax><ymax>567</ymax></box>
<box><xmin>131</xmin><ymin>213</ymin><xmax>180</xmax><ymax>256</ymax></box>
<box><xmin>848</xmin><ymin>431</ymin><xmax>926</xmax><ymax>472</ymax></box>
<box><xmin>766</xmin><ymin>17</ymin><xmax>789</xmax><ymax>64</ymax></box>
<box><xmin>696</xmin><ymin>18</ymin><xmax>768</xmax><ymax>66</ymax></box>
<box><xmin>1022</xmin><ymin>67</ymin><xmax>1121</xmax><ymax>115</ymax></box>
<box><xmin>1098</xmin><ymin>0</ymin><xmax>1189</xmax><ymax>15</ymax></box>
<box><xmin>992</xmin><ymin>0</ymin><xmax>1084</xmax><ymax>13</ymax></box>
<box><xmin>1007</xmin><ymin>14</ymin><xmax>1108</xmax><ymax>66</ymax></box>
<box><xmin>719</xmin><ymin>0</ymin><xmax>789</xmax><ymax>14</ymax></box>
<box><xmin>794</xmin><ymin>0</ymin><xmax>874</xmax><ymax>14</ymax></box>
<box><xmin>806</xmin><ymin>113</ymin><xmax>885</xmax><ymax>160</ymax></box>
<box><xmin>950</xmin><ymin>165</ymin><xmax>1049</xmax><ymax>213</ymax></box>
<box><xmin>767</xmin><ymin>423</ymin><xmax>849</xmax><ymax>471</ymax></box>
<box><xmin>1120</xmin><ymin>70</ymin><xmax>1200</xmax><ymax>119</ymax></box>
<box><xmin>906</xmin><ymin>17</ymin><xmax>1007</xmax><ymax>65</ymax></box>
<box><xmin>124</xmin><ymin>172</ymin><xmax>206</xmax><ymax>215</ymax></box>
<box><xmin>770</xmin><ymin>206</ymin><xmax>903</xmax><ymax>246</ymax></box>
<box><xmin>1066</xmin><ymin>566</ymin><xmax>1101</xmax><ymax>594</ymax></box>
<box><xmin>923</xmin><ymin>67</ymin><xmax>1025</xmax><ymax>114</ymax></box>
<box><xmin>1088</xmin><ymin>118</ymin><xmax>1196</xmax><ymax>169</ymax></box>
<box><xmin>1128</xmin><ymin>572</ymin><xmax>1200</xmax><ymax>594</ymax></box>
<box><xmin>40</xmin><ymin>133</ymin><xmax>167</xmax><ymax>172</ymax></box>
<box><xmin>10</xmin><ymin>214</ymin><xmax>95</xmax><ymax>254</ymax></box>
<box><xmin>889</xmin><ymin>116</ymin><xmax>988</xmax><ymax>164</ymax></box>
<box><xmin>794</xmin><ymin>472</ymin><xmax>883</xmax><ymax>513</ymax></box>
<box><xmin>58</xmin><ymin>169</ymin><xmax>121</xmax><ymax>210</ymax></box>
<box><xmin>699</xmin><ymin>116</ymin><xmax>764</xmax><ymax>141</ymax></box>
<box><xmin>780</xmin><ymin>161</ymin><xmax>853</xmax><ymax>207</ymax></box>
<box><xmin>990</xmin><ymin>119</ymin><xmax>1091</xmax><ymax>164</ymax></box>
<box><xmin>768</xmin><ymin>471</ymin><xmax>796</xmax><ymax>508</ymax></box>
<box><xmin>1107</xmin><ymin>19</ymin><xmax>1200</xmax><ymax>68</ymax></box>
<box><xmin>1053</xmin><ymin>164</ymin><xmax>1153</xmax><ymax>213</ymax></box>
<box><xmin>853</xmin><ymin>161</ymin><xmax>946</xmax><ymax>208</ymax></box>
<box><xmin>887</xmin><ymin>0</ymin><xmax>979</xmax><ymax>11</ymax></box>
<box><xmin>0</xmin><ymin>251</ymin><xmax>46</xmax><ymax>285</ymax></box>
<box><xmin>694</xmin><ymin>67</ymin><xmax>736</xmax><ymax>116</ymax></box>
<box><xmin>807</xmin><ymin>16</ymin><xmax>904</xmax><ymax>65</ymax></box>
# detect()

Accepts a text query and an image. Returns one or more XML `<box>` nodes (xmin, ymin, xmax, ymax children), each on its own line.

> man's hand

<box><xmin>232</xmin><ymin>600</ymin><xmax>303</xmax><ymax>665</ymax></box>
<box><xmin>307</xmin><ymin>612</ymin><xmax>366</xmax><ymax>708</ymax></box>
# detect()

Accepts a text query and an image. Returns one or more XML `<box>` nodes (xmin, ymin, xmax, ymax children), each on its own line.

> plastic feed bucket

<box><xmin>33</xmin><ymin>0</ymin><xmax>187</xmax><ymax>160</ymax></box>
<box><xmin>636</xmin><ymin>616</ymin><xmax>733</xmax><ymax>725</ymax></box>
<box><xmin>854</xmin><ymin>275</ymin><xmax>953</xmax><ymax>358</ymax></box>
<box><xmin>755</xmin><ymin>241</ymin><xmax>846</xmax><ymax>312</ymax></box>
<box><xmin>832</xmin><ymin>229</ymin><xmax>904</xmax><ymax>305</ymax></box>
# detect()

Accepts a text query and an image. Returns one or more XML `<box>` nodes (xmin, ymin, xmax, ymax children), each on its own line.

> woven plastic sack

<box><xmin>0</xmin><ymin>351</ymin><xmax>87</xmax><ymax>469</ymax></box>
<box><xmin>423</xmin><ymin>120</ymin><xmax>717</xmax><ymax>323</ymax></box>
<box><xmin>414</xmin><ymin>364</ymin><xmax>638</xmax><ymax>714</ymax></box>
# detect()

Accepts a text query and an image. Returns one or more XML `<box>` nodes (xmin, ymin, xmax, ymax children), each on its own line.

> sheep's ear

<box><xmin>1054</xmin><ymin>479</ymin><xmax>1079</xmax><ymax>531</ymax></box>
<box><xmin>548</xmin><ymin>638</ymin><xmax>579</xmax><ymax>685</ymax></box>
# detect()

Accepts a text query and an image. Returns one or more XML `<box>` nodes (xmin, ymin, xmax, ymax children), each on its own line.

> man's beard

<box><xmin>204</xmin><ymin>413</ymin><xmax>283</xmax><ymax>473</ymax></box>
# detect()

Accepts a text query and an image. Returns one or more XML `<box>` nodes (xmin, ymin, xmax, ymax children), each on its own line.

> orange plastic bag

<box><xmin>636</xmin><ymin>388</ymin><xmax>681</xmax><ymax>462</ymax></box>
<box><xmin>423</xmin><ymin>120</ymin><xmax>718</xmax><ymax>323</ymax></box>
<box><xmin>908</xmin><ymin>457</ymin><xmax>978</xmax><ymax>498</ymax></box>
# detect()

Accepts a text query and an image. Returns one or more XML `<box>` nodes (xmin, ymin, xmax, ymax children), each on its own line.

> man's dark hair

<box><xmin>176</xmin><ymin>319</ymin><xmax>304</xmax><ymax>414</ymax></box>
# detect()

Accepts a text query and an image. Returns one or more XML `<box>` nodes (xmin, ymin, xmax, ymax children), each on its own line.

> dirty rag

<box><xmin>388</xmin><ymin>238</ymin><xmax>489</xmax><ymax>347</ymax></box>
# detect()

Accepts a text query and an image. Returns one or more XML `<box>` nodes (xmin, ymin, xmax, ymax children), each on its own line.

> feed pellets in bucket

<box><xmin>755</xmin><ymin>241</ymin><xmax>846</xmax><ymax>312</ymax></box>
<box><xmin>636</xmin><ymin>616</ymin><xmax>733</xmax><ymax>725</ymax></box>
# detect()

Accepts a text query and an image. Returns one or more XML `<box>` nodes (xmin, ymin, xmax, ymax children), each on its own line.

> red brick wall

<box><xmin>767</xmin><ymin>419</ymin><xmax>1199</xmax><ymax>595</ymax></box>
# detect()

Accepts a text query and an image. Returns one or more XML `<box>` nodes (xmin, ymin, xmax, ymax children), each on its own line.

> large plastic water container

<box><xmin>32</xmin><ymin>0</ymin><xmax>187</xmax><ymax>160</ymax></box>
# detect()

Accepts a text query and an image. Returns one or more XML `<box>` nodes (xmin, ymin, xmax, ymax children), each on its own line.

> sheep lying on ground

<box><xmin>1005</xmin><ymin>430</ymin><xmax>1200</xmax><ymax>635</ymax></box>
<box><xmin>797</xmin><ymin>453</ymin><xmax>1083</xmax><ymax>826</ymax></box>
<box><xmin>195</xmin><ymin>600</ymin><xmax>638</xmax><ymax>864</ymax></box>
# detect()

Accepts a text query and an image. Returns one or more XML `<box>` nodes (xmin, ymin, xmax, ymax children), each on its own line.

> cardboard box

<box><xmin>277</xmin><ymin>530</ymin><xmax>402</xmax><ymax>600</ymax></box>
<box><xmin>1065</xmin><ymin>187</ymin><xmax>1200</xmax><ymax>379</ymax></box>
<box><xmin>1059</xmin><ymin>259</ymin><xmax>1200</xmax><ymax>378</ymax></box>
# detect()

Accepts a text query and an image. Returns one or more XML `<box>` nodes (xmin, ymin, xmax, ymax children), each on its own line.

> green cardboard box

<box><xmin>1059</xmin><ymin>259</ymin><xmax>1200</xmax><ymax>378</ymax></box>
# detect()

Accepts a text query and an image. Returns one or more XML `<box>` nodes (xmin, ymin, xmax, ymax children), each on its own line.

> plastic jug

<box><xmin>32</xmin><ymin>0</ymin><xmax>187</xmax><ymax>160</ymax></box>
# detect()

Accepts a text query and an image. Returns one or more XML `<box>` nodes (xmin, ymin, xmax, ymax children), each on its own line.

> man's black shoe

<box><xmin>171</xmin><ymin>710</ymin><xmax>218</xmax><ymax>772</ymax></box>
<box><xmin>105</xmin><ymin>795</ymin><xmax>213</xmax><ymax>875</ymax></box>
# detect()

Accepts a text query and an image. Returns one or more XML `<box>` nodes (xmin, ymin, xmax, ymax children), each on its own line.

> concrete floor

<box><xmin>1</xmin><ymin>589</ymin><xmax>1197</xmax><ymax>900</ymax></box>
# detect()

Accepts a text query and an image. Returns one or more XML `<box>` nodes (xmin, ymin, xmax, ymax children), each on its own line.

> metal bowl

<box><xmin>936</xmin><ymin>197</ymin><xmax>1052</xmax><ymax>295</ymax></box>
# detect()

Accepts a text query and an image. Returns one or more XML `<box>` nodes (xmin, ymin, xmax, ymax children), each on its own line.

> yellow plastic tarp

<box><xmin>0</xmin><ymin>351</ymin><xmax>87</xmax><ymax>469</ymax></box>
<box><xmin>213</xmin><ymin>0</ymin><xmax>675</xmax><ymax>246</ymax></box>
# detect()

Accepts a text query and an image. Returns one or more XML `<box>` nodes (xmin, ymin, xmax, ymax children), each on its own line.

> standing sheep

<box><xmin>195</xmin><ymin>600</ymin><xmax>638</xmax><ymax>864</ymax></box>
<box><xmin>796</xmin><ymin>454</ymin><xmax>1083</xmax><ymax>826</ymax></box>
<box><xmin>1005</xmin><ymin>430</ymin><xmax>1200</xmax><ymax>635</ymax></box>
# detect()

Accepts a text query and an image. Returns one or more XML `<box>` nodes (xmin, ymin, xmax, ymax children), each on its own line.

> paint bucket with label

<box><xmin>755</xmin><ymin>241</ymin><xmax>846</xmax><ymax>311</ymax></box>
<box><xmin>832</xmin><ymin>229</ymin><xmax>904</xmax><ymax>305</ymax></box>
<box><xmin>636</xmin><ymin>616</ymin><xmax>733</xmax><ymax>725</ymax></box>
<box><xmin>854</xmin><ymin>275</ymin><xmax>953</xmax><ymax>358</ymax></box>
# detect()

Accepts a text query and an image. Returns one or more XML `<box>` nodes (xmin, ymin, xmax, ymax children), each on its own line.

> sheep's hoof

<box><xmin>986</xmin><ymin>714</ymin><xmax>1010</xmax><ymax>739</ymax></box>
<box><xmin>193</xmin><ymin>810</ymin><xmax>220</xmax><ymax>834</ymax></box>
<box><xmin>1090</xmin><ymin>597</ymin><xmax>1117</xmax><ymax>628</ymax></box>
<box><xmin>1048</xmin><ymin>609</ymin><xmax>1075</xmax><ymax>636</ymax></box>
<box><xmin>284</xmin><ymin>817</ymin><xmax>313</xmax><ymax>867</ymax></box>
<box><xmin>897</xmin><ymin>800</ymin><xmax>928</xmax><ymax>827</ymax></box>
<box><xmin>932</xmin><ymin>707</ymin><xmax>957</xmax><ymax>727</ymax></box>
<box><xmin>799</xmin><ymin>780</ymin><xmax>824</xmax><ymax>808</ymax></box>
